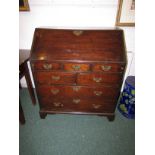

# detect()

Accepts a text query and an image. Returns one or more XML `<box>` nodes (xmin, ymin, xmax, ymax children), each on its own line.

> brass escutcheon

<box><xmin>101</xmin><ymin>65</ymin><xmax>111</xmax><ymax>71</ymax></box>
<box><xmin>53</xmin><ymin>102</ymin><xmax>61</xmax><ymax>107</ymax></box>
<box><xmin>93</xmin><ymin>77</ymin><xmax>102</xmax><ymax>83</ymax></box>
<box><xmin>92</xmin><ymin>104</ymin><xmax>101</xmax><ymax>109</ymax></box>
<box><xmin>73</xmin><ymin>30</ymin><xmax>83</xmax><ymax>36</ymax></box>
<box><xmin>72</xmin><ymin>65</ymin><xmax>81</xmax><ymax>71</ymax></box>
<box><xmin>51</xmin><ymin>89</ymin><xmax>59</xmax><ymax>95</ymax></box>
<box><xmin>43</xmin><ymin>64</ymin><xmax>52</xmax><ymax>70</ymax></box>
<box><xmin>73</xmin><ymin>99</ymin><xmax>81</xmax><ymax>104</ymax></box>
<box><xmin>73</xmin><ymin>86</ymin><xmax>80</xmax><ymax>92</ymax></box>
<box><xmin>94</xmin><ymin>91</ymin><xmax>103</xmax><ymax>96</ymax></box>
<box><xmin>51</xmin><ymin>75</ymin><xmax>60</xmax><ymax>81</ymax></box>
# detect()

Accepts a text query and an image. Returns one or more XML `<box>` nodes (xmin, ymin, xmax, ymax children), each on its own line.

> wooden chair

<box><xmin>19</xmin><ymin>54</ymin><xmax>36</xmax><ymax>124</ymax></box>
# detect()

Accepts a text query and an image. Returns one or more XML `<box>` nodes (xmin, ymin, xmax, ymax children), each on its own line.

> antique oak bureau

<box><xmin>30</xmin><ymin>28</ymin><xmax>127</xmax><ymax>121</ymax></box>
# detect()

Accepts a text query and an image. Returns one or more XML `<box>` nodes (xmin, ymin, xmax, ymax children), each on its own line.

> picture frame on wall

<box><xmin>116</xmin><ymin>0</ymin><xmax>135</xmax><ymax>26</ymax></box>
<box><xmin>19</xmin><ymin>0</ymin><xmax>30</xmax><ymax>11</ymax></box>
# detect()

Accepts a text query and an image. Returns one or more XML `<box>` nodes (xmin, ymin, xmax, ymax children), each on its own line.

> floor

<box><xmin>19</xmin><ymin>89</ymin><xmax>135</xmax><ymax>155</ymax></box>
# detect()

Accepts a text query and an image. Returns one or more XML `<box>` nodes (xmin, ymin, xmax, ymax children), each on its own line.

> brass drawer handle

<box><xmin>73</xmin><ymin>86</ymin><xmax>80</xmax><ymax>92</ymax></box>
<box><xmin>92</xmin><ymin>104</ymin><xmax>101</xmax><ymax>109</ymax></box>
<box><xmin>73</xmin><ymin>99</ymin><xmax>81</xmax><ymax>104</ymax></box>
<box><xmin>73</xmin><ymin>30</ymin><xmax>83</xmax><ymax>36</ymax></box>
<box><xmin>51</xmin><ymin>75</ymin><xmax>60</xmax><ymax>81</ymax></box>
<box><xmin>94</xmin><ymin>91</ymin><xmax>103</xmax><ymax>96</ymax></box>
<box><xmin>101</xmin><ymin>65</ymin><xmax>111</xmax><ymax>71</ymax></box>
<box><xmin>43</xmin><ymin>64</ymin><xmax>52</xmax><ymax>70</ymax></box>
<box><xmin>93</xmin><ymin>77</ymin><xmax>102</xmax><ymax>83</ymax></box>
<box><xmin>53</xmin><ymin>102</ymin><xmax>63</xmax><ymax>107</ymax></box>
<box><xmin>72</xmin><ymin>65</ymin><xmax>81</xmax><ymax>71</ymax></box>
<box><xmin>51</xmin><ymin>89</ymin><xmax>59</xmax><ymax>95</ymax></box>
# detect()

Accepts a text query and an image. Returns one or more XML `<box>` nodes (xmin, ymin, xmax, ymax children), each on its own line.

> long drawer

<box><xmin>40</xmin><ymin>98</ymin><xmax>116</xmax><ymax>113</ymax></box>
<box><xmin>37</xmin><ymin>85</ymin><xmax>120</xmax><ymax>99</ymax></box>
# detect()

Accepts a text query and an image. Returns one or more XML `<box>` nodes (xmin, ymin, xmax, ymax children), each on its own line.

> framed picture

<box><xmin>116</xmin><ymin>0</ymin><xmax>135</xmax><ymax>26</ymax></box>
<box><xmin>19</xmin><ymin>0</ymin><xmax>30</xmax><ymax>11</ymax></box>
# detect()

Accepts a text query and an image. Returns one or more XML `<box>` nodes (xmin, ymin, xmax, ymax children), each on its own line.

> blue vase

<box><xmin>118</xmin><ymin>76</ymin><xmax>135</xmax><ymax>119</ymax></box>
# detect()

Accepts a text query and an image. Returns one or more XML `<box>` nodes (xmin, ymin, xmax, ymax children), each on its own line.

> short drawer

<box><xmin>40</xmin><ymin>98</ymin><xmax>116</xmax><ymax>113</ymax></box>
<box><xmin>64</xmin><ymin>63</ymin><xmax>90</xmax><ymax>72</ymax></box>
<box><xmin>37</xmin><ymin>85</ymin><xmax>120</xmax><ymax>99</ymax></box>
<box><xmin>92</xmin><ymin>63</ymin><xmax>125</xmax><ymax>72</ymax></box>
<box><xmin>34</xmin><ymin>71</ymin><xmax>76</xmax><ymax>85</ymax></box>
<box><xmin>77</xmin><ymin>73</ymin><xmax>122</xmax><ymax>86</ymax></box>
<box><xmin>32</xmin><ymin>61</ymin><xmax>61</xmax><ymax>70</ymax></box>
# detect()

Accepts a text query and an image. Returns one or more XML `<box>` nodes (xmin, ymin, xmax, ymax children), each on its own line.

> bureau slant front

<box><xmin>30</xmin><ymin>28</ymin><xmax>127</xmax><ymax>121</ymax></box>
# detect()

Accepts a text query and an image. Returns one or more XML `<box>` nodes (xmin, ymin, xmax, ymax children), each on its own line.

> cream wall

<box><xmin>19</xmin><ymin>0</ymin><xmax>135</xmax><ymax>87</ymax></box>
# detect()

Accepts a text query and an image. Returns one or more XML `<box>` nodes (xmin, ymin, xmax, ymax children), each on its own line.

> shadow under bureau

<box><xmin>30</xmin><ymin>28</ymin><xmax>127</xmax><ymax>121</ymax></box>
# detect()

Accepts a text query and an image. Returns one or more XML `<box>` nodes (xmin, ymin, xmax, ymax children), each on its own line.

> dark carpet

<box><xmin>19</xmin><ymin>89</ymin><xmax>135</xmax><ymax>155</ymax></box>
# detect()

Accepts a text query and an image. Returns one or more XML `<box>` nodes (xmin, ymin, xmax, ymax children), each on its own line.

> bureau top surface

<box><xmin>30</xmin><ymin>28</ymin><xmax>127</xmax><ymax>63</ymax></box>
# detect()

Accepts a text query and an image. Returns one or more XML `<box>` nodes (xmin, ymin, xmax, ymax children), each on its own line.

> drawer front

<box><xmin>37</xmin><ymin>85</ymin><xmax>120</xmax><ymax>99</ymax></box>
<box><xmin>32</xmin><ymin>62</ymin><xmax>61</xmax><ymax>70</ymax></box>
<box><xmin>40</xmin><ymin>98</ymin><xmax>116</xmax><ymax>113</ymax></box>
<box><xmin>77</xmin><ymin>73</ymin><xmax>122</xmax><ymax>86</ymax></box>
<box><xmin>92</xmin><ymin>63</ymin><xmax>125</xmax><ymax>72</ymax></box>
<box><xmin>34</xmin><ymin>72</ymin><xmax>76</xmax><ymax>85</ymax></box>
<box><xmin>64</xmin><ymin>63</ymin><xmax>90</xmax><ymax>72</ymax></box>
